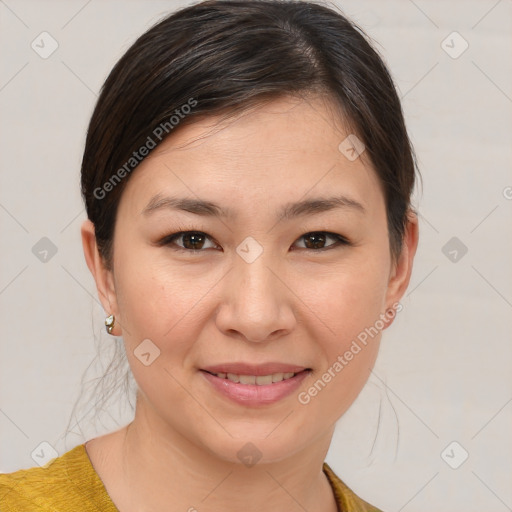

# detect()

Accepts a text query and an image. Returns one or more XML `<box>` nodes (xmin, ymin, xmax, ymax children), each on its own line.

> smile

<box><xmin>205</xmin><ymin>371</ymin><xmax>298</xmax><ymax>385</ymax></box>
<box><xmin>200</xmin><ymin>368</ymin><xmax>311</xmax><ymax>406</ymax></box>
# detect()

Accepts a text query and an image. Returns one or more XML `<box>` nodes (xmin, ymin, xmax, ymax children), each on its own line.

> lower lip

<box><xmin>200</xmin><ymin>370</ymin><xmax>310</xmax><ymax>406</ymax></box>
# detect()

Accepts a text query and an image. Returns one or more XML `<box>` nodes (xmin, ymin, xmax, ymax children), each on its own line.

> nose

<box><xmin>215</xmin><ymin>252</ymin><xmax>296</xmax><ymax>343</ymax></box>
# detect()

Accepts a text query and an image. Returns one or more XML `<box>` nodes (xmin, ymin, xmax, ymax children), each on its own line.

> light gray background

<box><xmin>1</xmin><ymin>1</ymin><xmax>511</xmax><ymax>511</ymax></box>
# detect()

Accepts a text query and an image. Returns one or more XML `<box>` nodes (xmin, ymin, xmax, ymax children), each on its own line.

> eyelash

<box><xmin>156</xmin><ymin>225</ymin><xmax>351</xmax><ymax>253</ymax></box>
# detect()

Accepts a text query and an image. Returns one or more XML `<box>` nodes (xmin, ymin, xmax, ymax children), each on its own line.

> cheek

<box><xmin>306</xmin><ymin>256</ymin><xmax>390</xmax><ymax>347</ymax></box>
<box><xmin>113</xmin><ymin>246</ymin><xmax>218</xmax><ymax>350</ymax></box>
<box><xmin>113</xmin><ymin>258</ymin><xmax>211</xmax><ymax>404</ymax></box>
<box><xmin>296</xmin><ymin>253</ymin><xmax>389</xmax><ymax>406</ymax></box>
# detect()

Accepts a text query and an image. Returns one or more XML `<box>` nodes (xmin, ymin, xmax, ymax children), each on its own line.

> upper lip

<box><xmin>201</xmin><ymin>363</ymin><xmax>310</xmax><ymax>376</ymax></box>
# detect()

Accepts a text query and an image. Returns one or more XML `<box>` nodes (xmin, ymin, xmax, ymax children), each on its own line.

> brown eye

<box><xmin>293</xmin><ymin>232</ymin><xmax>349</xmax><ymax>251</ymax></box>
<box><xmin>303</xmin><ymin>232</ymin><xmax>327</xmax><ymax>249</ymax></box>
<box><xmin>161</xmin><ymin>231</ymin><xmax>217</xmax><ymax>251</ymax></box>
<box><xmin>181</xmin><ymin>232</ymin><xmax>207</xmax><ymax>250</ymax></box>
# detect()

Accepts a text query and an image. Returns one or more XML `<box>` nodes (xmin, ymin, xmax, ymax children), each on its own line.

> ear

<box><xmin>383</xmin><ymin>210</ymin><xmax>419</xmax><ymax>328</ymax></box>
<box><xmin>81</xmin><ymin>219</ymin><xmax>121</xmax><ymax>336</ymax></box>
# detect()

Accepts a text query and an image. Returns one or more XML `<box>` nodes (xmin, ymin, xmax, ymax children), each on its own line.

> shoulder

<box><xmin>322</xmin><ymin>462</ymin><xmax>384</xmax><ymax>512</ymax></box>
<box><xmin>0</xmin><ymin>444</ymin><xmax>112</xmax><ymax>512</ymax></box>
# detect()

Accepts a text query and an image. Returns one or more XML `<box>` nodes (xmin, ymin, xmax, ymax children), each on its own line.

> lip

<box><xmin>200</xmin><ymin>368</ymin><xmax>311</xmax><ymax>406</ymax></box>
<box><xmin>201</xmin><ymin>362</ymin><xmax>308</xmax><ymax>375</ymax></box>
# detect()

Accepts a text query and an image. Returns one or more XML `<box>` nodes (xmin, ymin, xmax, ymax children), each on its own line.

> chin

<box><xmin>196</xmin><ymin>420</ymin><xmax>322</xmax><ymax>467</ymax></box>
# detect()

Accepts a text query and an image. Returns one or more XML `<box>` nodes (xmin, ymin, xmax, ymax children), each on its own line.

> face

<box><xmin>83</xmin><ymin>95</ymin><xmax>417</xmax><ymax>464</ymax></box>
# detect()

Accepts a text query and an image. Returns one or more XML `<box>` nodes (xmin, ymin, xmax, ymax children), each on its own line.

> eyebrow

<box><xmin>141</xmin><ymin>194</ymin><xmax>365</xmax><ymax>220</ymax></box>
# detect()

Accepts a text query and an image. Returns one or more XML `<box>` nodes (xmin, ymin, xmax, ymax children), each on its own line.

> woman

<box><xmin>0</xmin><ymin>0</ymin><xmax>418</xmax><ymax>510</ymax></box>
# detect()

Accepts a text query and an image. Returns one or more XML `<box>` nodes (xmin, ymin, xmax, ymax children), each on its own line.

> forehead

<box><xmin>117</xmin><ymin>96</ymin><xmax>384</xmax><ymax>221</ymax></box>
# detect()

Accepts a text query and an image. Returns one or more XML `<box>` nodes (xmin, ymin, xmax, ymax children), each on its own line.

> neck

<box><xmin>99</xmin><ymin>399</ymin><xmax>338</xmax><ymax>512</ymax></box>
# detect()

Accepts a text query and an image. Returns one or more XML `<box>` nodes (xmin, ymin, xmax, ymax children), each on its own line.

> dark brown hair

<box><xmin>81</xmin><ymin>0</ymin><xmax>417</xmax><ymax>269</ymax></box>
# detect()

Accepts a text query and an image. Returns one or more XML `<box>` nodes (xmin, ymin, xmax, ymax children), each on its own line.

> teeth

<box><xmin>239</xmin><ymin>375</ymin><xmax>256</xmax><ymax>385</ymax></box>
<box><xmin>214</xmin><ymin>371</ymin><xmax>298</xmax><ymax>385</ymax></box>
<box><xmin>255</xmin><ymin>375</ymin><xmax>273</xmax><ymax>385</ymax></box>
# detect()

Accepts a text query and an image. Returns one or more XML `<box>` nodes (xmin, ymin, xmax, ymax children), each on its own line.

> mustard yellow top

<box><xmin>0</xmin><ymin>444</ymin><xmax>383</xmax><ymax>511</ymax></box>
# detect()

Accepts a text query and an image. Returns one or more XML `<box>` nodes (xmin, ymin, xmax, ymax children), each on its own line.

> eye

<box><xmin>292</xmin><ymin>231</ymin><xmax>350</xmax><ymax>251</ymax></box>
<box><xmin>159</xmin><ymin>231</ymin><xmax>219</xmax><ymax>252</ymax></box>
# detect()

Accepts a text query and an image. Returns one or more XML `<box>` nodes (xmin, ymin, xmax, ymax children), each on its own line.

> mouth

<box><xmin>201</xmin><ymin>370</ymin><xmax>306</xmax><ymax>385</ymax></box>
<box><xmin>199</xmin><ymin>365</ymin><xmax>312</xmax><ymax>406</ymax></box>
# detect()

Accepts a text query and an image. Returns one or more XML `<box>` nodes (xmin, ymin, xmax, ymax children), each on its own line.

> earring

<box><xmin>105</xmin><ymin>314</ymin><xmax>115</xmax><ymax>334</ymax></box>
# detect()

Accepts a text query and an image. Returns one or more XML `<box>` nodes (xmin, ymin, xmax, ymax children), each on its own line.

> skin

<box><xmin>81</xmin><ymin>95</ymin><xmax>418</xmax><ymax>512</ymax></box>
